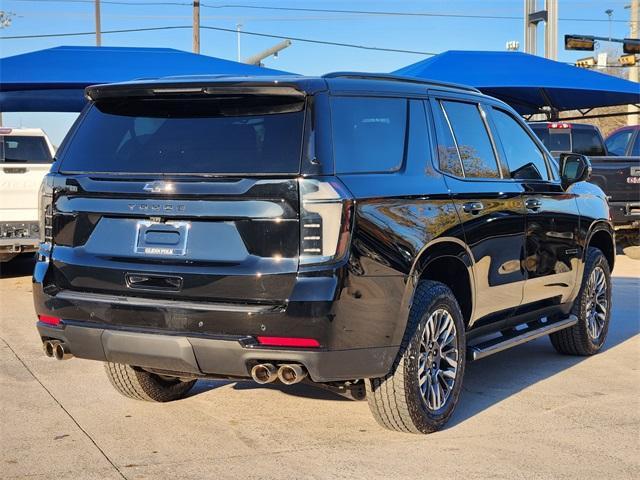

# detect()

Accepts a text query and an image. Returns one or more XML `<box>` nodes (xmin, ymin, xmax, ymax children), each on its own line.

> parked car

<box><xmin>0</xmin><ymin>127</ymin><xmax>55</xmax><ymax>262</ymax></box>
<box><xmin>34</xmin><ymin>74</ymin><xmax>614</xmax><ymax>434</ymax></box>
<box><xmin>529</xmin><ymin>122</ymin><xmax>639</xmax><ymax>253</ymax></box>
<box><xmin>605</xmin><ymin>125</ymin><xmax>639</xmax><ymax>157</ymax></box>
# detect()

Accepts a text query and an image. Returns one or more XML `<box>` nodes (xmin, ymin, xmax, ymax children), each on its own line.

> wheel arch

<box><xmin>585</xmin><ymin>222</ymin><xmax>615</xmax><ymax>272</ymax></box>
<box><xmin>399</xmin><ymin>238</ymin><xmax>475</xmax><ymax>335</ymax></box>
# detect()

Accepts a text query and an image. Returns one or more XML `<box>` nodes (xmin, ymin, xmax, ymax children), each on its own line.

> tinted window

<box><xmin>605</xmin><ymin>129</ymin><xmax>634</xmax><ymax>156</ymax></box>
<box><xmin>492</xmin><ymin>109</ymin><xmax>549</xmax><ymax>181</ymax></box>
<box><xmin>331</xmin><ymin>97</ymin><xmax>407</xmax><ymax>174</ymax></box>
<box><xmin>441</xmin><ymin>101</ymin><xmax>500</xmax><ymax>178</ymax></box>
<box><xmin>632</xmin><ymin>134</ymin><xmax>640</xmax><ymax>156</ymax></box>
<box><xmin>572</xmin><ymin>128</ymin><xmax>606</xmax><ymax>156</ymax></box>
<box><xmin>60</xmin><ymin>97</ymin><xmax>305</xmax><ymax>174</ymax></box>
<box><xmin>1</xmin><ymin>135</ymin><xmax>52</xmax><ymax>163</ymax></box>
<box><xmin>530</xmin><ymin>125</ymin><xmax>571</xmax><ymax>153</ymax></box>
<box><xmin>432</xmin><ymin>102</ymin><xmax>464</xmax><ymax>176</ymax></box>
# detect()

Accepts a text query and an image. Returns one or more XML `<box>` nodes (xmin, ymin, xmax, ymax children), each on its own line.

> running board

<box><xmin>467</xmin><ymin>315</ymin><xmax>578</xmax><ymax>361</ymax></box>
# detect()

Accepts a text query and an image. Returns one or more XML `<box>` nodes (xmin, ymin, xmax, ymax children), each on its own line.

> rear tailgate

<box><xmin>49</xmin><ymin>175</ymin><xmax>299</xmax><ymax>303</ymax></box>
<box><xmin>47</xmin><ymin>90</ymin><xmax>306</xmax><ymax>306</ymax></box>
<box><xmin>590</xmin><ymin>156</ymin><xmax>640</xmax><ymax>203</ymax></box>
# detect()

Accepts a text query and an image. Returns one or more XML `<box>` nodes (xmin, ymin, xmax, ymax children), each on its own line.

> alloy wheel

<box><xmin>585</xmin><ymin>266</ymin><xmax>608</xmax><ymax>340</ymax></box>
<box><xmin>418</xmin><ymin>308</ymin><xmax>459</xmax><ymax>411</ymax></box>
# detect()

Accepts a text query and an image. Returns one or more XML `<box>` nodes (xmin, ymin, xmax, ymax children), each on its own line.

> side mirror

<box><xmin>559</xmin><ymin>153</ymin><xmax>591</xmax><ymax>188</ymax></box>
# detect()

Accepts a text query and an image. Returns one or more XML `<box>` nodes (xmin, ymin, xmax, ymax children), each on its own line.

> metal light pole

<box><xmin>627</xmin><ymin>0</ymin><xmax>639</xmax><ymax>125</ymax></box>
<box><xmin>236</xmin><ymin>23</ymin><xmax>242</xmax><ymax>62</ymax></box>
<box><xmin>605</xmin><ymin>9</ymin><xmax>614</xmax><ymax>42</ymax></box>
<box><xmin>95</xmin><ymin>0</ymin><xmax>101</xmax><ymax>46</ymax></box>
<box><xmin>243</xmin><ymin>40</ymin><xmax>292</xmax><ymax>66</ymax></box>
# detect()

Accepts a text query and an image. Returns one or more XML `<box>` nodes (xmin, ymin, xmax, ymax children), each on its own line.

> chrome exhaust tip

<box><xmin>250</xmin><ymin>363</ymin><xmax>278</xmax><ymax>384</ymax></box>
<box><xmin>277</xmin><ymin>364</ymin><xmax>307</xmax><ymax>385</ymax></box>
<box><xmin>53</xmin><ymin>342</ymin><xmax>73</xmax><ymax>361</ymax></box>
<box><xmin>42</xmin><ymin>340</ymin><xmax>55</xmax><ymax>358</ymax></box>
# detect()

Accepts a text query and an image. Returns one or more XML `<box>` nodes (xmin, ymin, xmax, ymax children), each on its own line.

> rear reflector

<box><xmin>38</xmin><ymin>315</ymin><xmax>61</xmax><ymax>326</ymax></box>
<box><xmin>256</xmin><ymin>336</ymin><xmax>320</xmax><ymax>348</ymax></box>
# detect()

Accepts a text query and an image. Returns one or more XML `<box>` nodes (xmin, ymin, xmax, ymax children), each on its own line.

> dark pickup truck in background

<box><xmin>530</xmin><ymin>122</ymin><xmax>639</xmax><ymax>256</ymax></box>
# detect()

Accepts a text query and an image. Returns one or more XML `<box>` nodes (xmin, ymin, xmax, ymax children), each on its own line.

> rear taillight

<box><xmin>38</xmin><ymin>174</ymin><xmax>54</xmax><ymax>244</ymax></box>
<box><xmin>298</xmin><ymin>178</ymin><xmax>353</xmax><ymax>265</ymax></box>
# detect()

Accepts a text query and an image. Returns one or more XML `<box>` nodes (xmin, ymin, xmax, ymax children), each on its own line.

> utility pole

<box><xmin>193</xmin><ymin>0</ymin><xmax>200</xmax><ymax>54</ymax></box>
<box><xmin>236</xmin><ymin>23</ymin><xmax>242</xmax><ymax>62</ymax></box>
<box><xmin>95</xmin><ymin>0</ymin><xmax>101</xmax><ymax>46</ymax></box>
<box><xmin>628</xmin><ymin>0</ymin><xmax>639</xmax><ymax>125</ymax></box>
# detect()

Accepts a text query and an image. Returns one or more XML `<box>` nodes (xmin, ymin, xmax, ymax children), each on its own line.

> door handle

<box><xmin>462</xmin><ymin>202</ymin><xmax>484</xmax><ymax>214</ymax></box>
<box><xmin>525</xmin><ymin>198</ymin><xmax>542</xmax><ymax>211</ymax></box>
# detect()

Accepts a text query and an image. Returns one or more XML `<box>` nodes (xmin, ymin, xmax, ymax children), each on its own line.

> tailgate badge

<box><xmin>143</xmin><ymin>181</ymin><xmax>174</xmax><ymax>193</ymax></box>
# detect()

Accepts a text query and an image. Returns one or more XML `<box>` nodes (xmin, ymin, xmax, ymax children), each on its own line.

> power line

<box><xmin>0</xmin><ymin>24</ymin><xmax>190</xmax><ymax>39</ymax></box>
<box><xmin>0</xmin><ymin>24</ymin><xmax>439</xmax><ymax>55</ymax></box>
<box><xmin>200</xmin><ymin>25</ymin><xmax>437</xmax><ymax>55</ymax></box>
<box><xmin>7</xmin><ymin>0</ymin><xmax>637</xmax><ymax>23</ymax></box>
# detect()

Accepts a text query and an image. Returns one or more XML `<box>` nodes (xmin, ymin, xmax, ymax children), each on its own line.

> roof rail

<box><xmin>322</xmin><ymin>72</ymin><xmax>481</xmax><ymax>93</ymax></box>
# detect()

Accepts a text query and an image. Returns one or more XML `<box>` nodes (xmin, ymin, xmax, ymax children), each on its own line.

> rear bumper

<box><xmin>0</xmin><ymin>237</ymin><xmax>39</xmax><ymax>253</ymax></box>
<box><xmin>610</xmin><ymin>201</ymin><xmax>640</xmax><ymax>227</ymax></box>
<box><xmin>36</xmin><ymin>322</ymin><xmax>397</xmax><ymax>382</ymax></box>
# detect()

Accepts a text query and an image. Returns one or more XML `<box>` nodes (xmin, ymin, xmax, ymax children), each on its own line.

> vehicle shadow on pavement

<box><xmin>187</xmin><ymin>378</ymin><xmax>351</xmax><ymax>401</ymax></box>
<box><xmin>448</xmin><ymin>276</ymin><xmax>640</xmax><ymax>429</ymax></box>
<box><xmin>0</xmin><ymin>254</ymin><xmax>35</xmax><ymax>279</ymax></box>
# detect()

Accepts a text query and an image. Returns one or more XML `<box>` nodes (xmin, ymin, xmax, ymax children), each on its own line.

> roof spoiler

<box><xmin>85</xmin><ymin>81</ymin><xmax>306</xmax><ymax>102</ymax></box>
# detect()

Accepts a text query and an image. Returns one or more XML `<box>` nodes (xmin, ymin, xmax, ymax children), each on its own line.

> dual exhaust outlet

<box><xmin>42</xmin><ymin>340</ymin><xmax>73</xmax><ymax>361</ymax></box>
<box><xmin>250</xmin><ymin>363</ymin><xmax>307</xmax><ymax>385</ymax></box>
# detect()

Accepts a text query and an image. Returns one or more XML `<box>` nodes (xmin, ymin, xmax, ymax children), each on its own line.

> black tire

<box><xmin>104</xmin><ymin>362</ymin><xmax>196</xmax><ymax>402</ymax></box>
<box><xmin>549</xmin><ymin>247</ymin><xmax>612</xmax><ymax>356</ymax></box>
<box><xmin>366</xmin><ymin>281</ymin><xmax>466</xmax><ymax>434</ymax></box>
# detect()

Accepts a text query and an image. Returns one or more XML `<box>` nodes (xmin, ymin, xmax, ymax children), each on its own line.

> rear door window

<box><xmin>0</xmin><ymin>135</ymin><xmax>52</xmax><ymax>163</ymax></box>
<box><xmin>491</xmin><ymin>109</ymin><xmax>549</xmax><ymax>181</ymax></box>
<box><xmin>439</xmin><ymin>100</ymin><xmax>500</xmax><ymax>179</ymax></box>
<box><xmin>330</xmin><ymin>96</ymin><xmax>407</xmax><ymax>174</ymax></box>
<box><xmin>59</xmin><ymin>97</ymin><xmax>305</xmax><ymax>175</ymax></box>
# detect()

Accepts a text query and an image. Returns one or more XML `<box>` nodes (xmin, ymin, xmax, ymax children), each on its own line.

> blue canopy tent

<box><xmin>0</xmin><ymin>46</ymin><xmax>289</xmax><ymax>112</ymax></box>
<box><xmin>394</xmin><ymin>50</ymin><xmax>639</xmax><ymax>118</ymax></box>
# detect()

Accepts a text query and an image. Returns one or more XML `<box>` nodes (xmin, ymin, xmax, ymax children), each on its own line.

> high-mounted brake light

<box><xmin>38</xmin><ymin>315</ymin><xmax>61</xmax><ymax>326</ymax></box>
<box><xmin>298</xmin><ymin>178</ymin><xmax>353</xmax><ymax>265</ymax></box>
<box><xmin>548</xmin><ymin>122</ymin><xmax>571</xmax><ymax>129</ymax></box>
<box><xmin>0</xmin><ymin>128</ymin><xmax>12</xmax><ymax>134</ymax></box>
<box><xmin>256</xmin><ymin>336</ymin><xmax>320</xmax><ymax>348</ymax></box>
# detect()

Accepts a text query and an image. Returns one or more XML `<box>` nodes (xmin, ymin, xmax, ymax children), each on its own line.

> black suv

<box><xmin>35</xmin><ymin>73</ymin><xmax>615</xmax><ymax>433</ymax></box>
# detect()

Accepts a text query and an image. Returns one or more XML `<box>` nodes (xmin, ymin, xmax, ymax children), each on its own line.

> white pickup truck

<box><xmin>0</xmin><ymin>128</ymin><xmax>55</xmax><ymax>262</ymax></box>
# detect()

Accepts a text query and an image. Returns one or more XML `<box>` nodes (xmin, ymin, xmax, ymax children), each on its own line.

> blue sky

<box><xmin>1</xmin><ymin>0</ymin><xmax>635</xmax><ymax>145</ymax></box>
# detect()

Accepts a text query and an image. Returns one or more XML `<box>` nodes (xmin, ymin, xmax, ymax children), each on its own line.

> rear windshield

<box><xmin>60</xmin><ymin>96</ymin><xmax>305</xmax><ymax>175</ymax></box>
<box><xmin>530</xmin><ymin>125</ymin><xmax>571</xmax><ymax>153</ymax></box>
<box><xmin>1</xmin><ymin>135</ymin><xmax>52</xmax><ymax>163</ymax></box>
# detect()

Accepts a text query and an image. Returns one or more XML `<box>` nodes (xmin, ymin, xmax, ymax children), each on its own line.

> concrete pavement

<box><xmin>1</xmin><ymin>254</ymin><xmax>638</xmax><ymax>479</ymax></box>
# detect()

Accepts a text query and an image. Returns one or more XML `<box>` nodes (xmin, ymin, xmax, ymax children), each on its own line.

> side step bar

<box><xmin>467</xmin><ymin>315</ymin><xmax>578</xmax><ymax>361</ymax></box>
